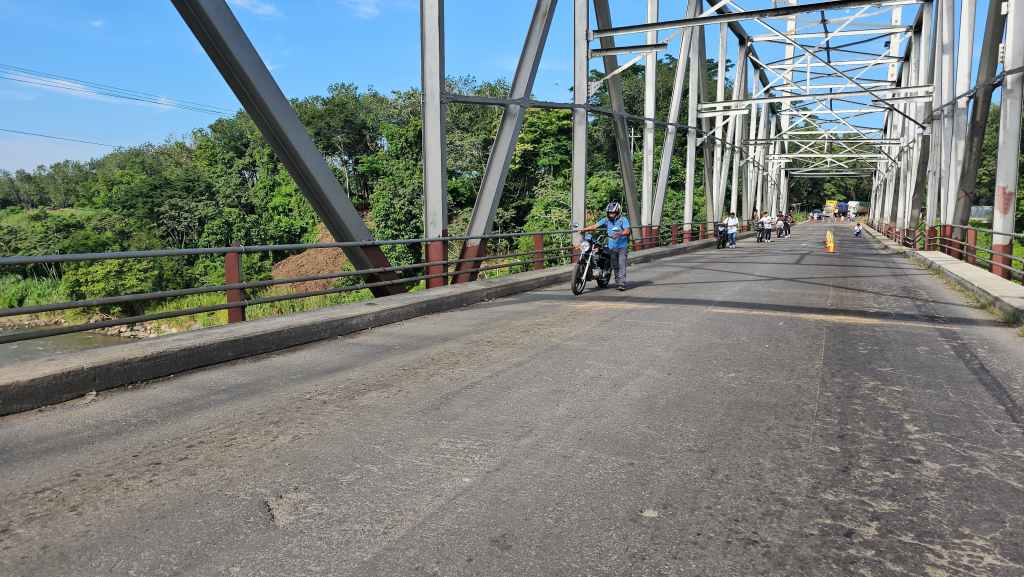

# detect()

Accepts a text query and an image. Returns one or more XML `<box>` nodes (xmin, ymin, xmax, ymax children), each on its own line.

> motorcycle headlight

<box><xmin>579</xmin><ymin>241</ymin><xmax>591</xmax><ymax>253</ymax></box>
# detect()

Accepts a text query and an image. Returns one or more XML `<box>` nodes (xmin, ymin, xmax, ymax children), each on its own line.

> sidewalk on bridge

<box><xmin>864</xmin><ymin>224</ymin><xmax>1024</xmax><ymax>326</ymax></box>
<box><xmin>0</xmin><ymin>231</ymin><xmax>755</xmax><ymax>417</ymax></box>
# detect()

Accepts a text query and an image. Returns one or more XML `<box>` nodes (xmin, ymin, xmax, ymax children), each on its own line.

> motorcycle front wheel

<box><xmin>572</xmin><ymin>258</ymin><xmax>590</xmax><ymax>295</ymax></box>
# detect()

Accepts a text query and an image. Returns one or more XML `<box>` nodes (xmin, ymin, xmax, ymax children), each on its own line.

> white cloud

<box><xmin>89</xmin><ymin>19</ymin><xmax>104</xmax><ymax>28</ymax></box>
<box><xmin>341</xmin><ymin>0</ymin><xmax>380</xmax><ymax>19</ymax></box>
<box><xmin>228</xmin><ymin>0</ymin><xmax>280</xmax><ymax>16</ymax></box>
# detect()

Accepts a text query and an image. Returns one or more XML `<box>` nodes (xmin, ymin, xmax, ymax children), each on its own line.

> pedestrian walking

<box><xmin>725</xmin><ymin>212</ymin><xmax>739</xmax><ymax>248</ymax></box>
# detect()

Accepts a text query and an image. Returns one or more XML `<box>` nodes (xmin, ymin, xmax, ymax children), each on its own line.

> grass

<box><xmin>1</xmin><ymin>247</ymin><xmax>563</xmax><ymax>336</ymax></box>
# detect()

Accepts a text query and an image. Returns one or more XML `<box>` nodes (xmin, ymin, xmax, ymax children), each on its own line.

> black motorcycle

<box><xmin>571</xmin><ymin>233</ymin><xmax>613</xmax><ymax>295</ymax></box>
<box><xmin>716</xmin><ymin>222</ymin><xmax>728</xmax><ymax>249</ymax></box>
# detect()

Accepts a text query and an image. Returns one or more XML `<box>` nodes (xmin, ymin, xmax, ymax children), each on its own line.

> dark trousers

<box><xmin>609</xmin><ymin>247</ymin><xmax>627</xmax><ymax>285</ymax></box>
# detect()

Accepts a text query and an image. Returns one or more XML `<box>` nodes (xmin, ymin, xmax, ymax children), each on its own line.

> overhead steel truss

<box><xmin>175</xmin><ymin>0</ymin><xmax>1020</xmax><ymax>290</ymax></box>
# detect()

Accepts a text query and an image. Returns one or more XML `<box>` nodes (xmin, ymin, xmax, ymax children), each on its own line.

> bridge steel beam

<box><xmin>698</xmin><ymin>29</ymin><xmax>716</xmax><ymax>229</ymax></box>
<box><xmin>924</xmin><ymin>0</ymin><xmax>941</xmax><ymax>234</ymax></box>
<box><xmin>451</xmin><ymin>0</ymin><xmax>556</xmax><ymax>283</ymax></box>
<box><xmin>684</xmin><ymin>22</ymin><xmax>700</xmax><ymax>237</ymax></box>
<box><xmin>642</xmin><ymin>0</ymin><xmax>658</xmax><ymax>235</ymax></box>
<box><xmin>571</xmin><ymin>0</ymin><xmax>587</xmax><ymax>245</ymax></box>
<box><xmin>719</xmin><ymin>43</ymin><xmax>749</xmax><ymax>219</ymax></box>
<box><xmin>652</xmin><ymin>0</ymin><xmax>700</xmax><ymax>229</ymax></box>
<box><xmin>593</xmin><ymin>0</ymin><xmax>642</xmax><ymax>231</ymax></box>
<box><xmin>592</xmin><ymin>0</ymin><xmax>926</xmax><ymax>39</ymax></box>
<box><xmin>906</xmin><ymin>0</ymin><xmax>934</xmax><ymax>235</ymax></box>
<box><xmin>420</xmin><ymin>0</ymin><xmax>448</xmax><ymax>288</ymax></box>
<box><xmin>992</xmin><ymin>0</ymin><xmax>1023</xmax><ymax>277</ymax></box>
<box><xmin>170</xmin><ymin>0</ymin><xmax>402</xmax><ymax>297</ymax></box>
<box><xmin>944</xmin><ymin>0</ymin><xmax>974</xmax><ymax>230</ymax></box>
<box><xmin>953</xmin><ymin>0</ymin><xmax>1008</xmax><ymax>240</ymax></box>
<box><xmin>711</xmin><ymin>23</ymin><xmax>728</xmax><ymax>224</ymax></box>
<box><xmin>937</xmin><ymin>0</ymin><xmax>956</xmax><ymax>225</ymax></box>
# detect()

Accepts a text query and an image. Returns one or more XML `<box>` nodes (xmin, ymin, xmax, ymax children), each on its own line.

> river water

<box><xmin>0</xmin><ymin>330</ymin><xmax>131</xmax><ymax>366</ymax></box>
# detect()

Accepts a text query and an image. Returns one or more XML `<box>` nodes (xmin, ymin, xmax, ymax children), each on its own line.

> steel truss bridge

<box><xmin>171</xmin><ymin>0</ymin><xmax>1022</xmax><ymax>285</ymax></box>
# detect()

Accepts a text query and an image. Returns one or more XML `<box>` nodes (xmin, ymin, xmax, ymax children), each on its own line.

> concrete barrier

<box><xmin>0</xmin><ymin>233</ymin><xmax>750</xmax><ymax>416</ymax></box>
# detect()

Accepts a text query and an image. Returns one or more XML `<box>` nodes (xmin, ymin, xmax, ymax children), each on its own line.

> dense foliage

<box><xmin>1</xmin><ymin>60</ymin><xmax>1020</xmax><ymax>313</ymax></box>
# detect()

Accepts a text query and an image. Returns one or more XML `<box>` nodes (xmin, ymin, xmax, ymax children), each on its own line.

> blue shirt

<box><xmin>597</xmin><ymin>216</ymin><xmax>630</xmax><ymax>250</ymax></box>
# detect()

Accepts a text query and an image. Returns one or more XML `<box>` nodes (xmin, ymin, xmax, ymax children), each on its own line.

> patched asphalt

<box><xmin>1</xmin><ymin>223</ymin><xmax>1022</xmax><ymax>576</ymax></box>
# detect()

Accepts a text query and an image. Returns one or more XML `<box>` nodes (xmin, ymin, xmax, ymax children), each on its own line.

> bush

<box><xmin>60</xmin><ymin>259</ymin><xmax>160</xmax><ymax>315</ymax></box>
<box><xmin>0</xmin><ymin>275</ymin><xmax>66</xmax><ymax>309</ymax></box>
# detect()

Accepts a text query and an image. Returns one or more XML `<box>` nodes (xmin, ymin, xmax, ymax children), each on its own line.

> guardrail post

<box><xmin>965</xmin><ymin>228</ymin><xmax>977</xmax><ymax>264</ymax></box>
<box><xmin>650</xmin><ymin>226</ymin><xmax>659</xmax><ymax>248</ymax></box>
<box><xmin>425</xmin><ymin>237</ymin><xmax>447</xmax><ymax>288</ymax></box>
<box><xmin>671</xmin><ymin>224</ymin><xmax>678</xmax><ymax>245</ymax></box>
<box><xmin>532</xmin><ymin>233</ymin><xmax>544</xmax><ymax>270</ymax></box>
<box><xmin>992</xmin><ymin>240</ymin><xmax>1013</xmax><ymax>279</ymax></box>
<box><xmin>225</xmin><ymin>244</ymin><xmax>246</xmax><ymax>323</ymax></box>
<box><xmin>698</xmin><ymin>223</ymin><xmax>705</xmax><ymax>240</ymax></box>
<box><xmin>926</xmin><ymin>226</ymin><xmax>938</xmax><ymax>251</ymax></box>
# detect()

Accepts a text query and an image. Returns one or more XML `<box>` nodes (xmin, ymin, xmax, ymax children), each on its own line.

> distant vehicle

<box><xmin>824</xmin><ymin>199</ymin><xmax>838</xmax><ymax>216</ymax></box>
<box><xmin>847</xmin><ymin>201</ymin><xmax>870</xmax><ymax>216</ymax></box>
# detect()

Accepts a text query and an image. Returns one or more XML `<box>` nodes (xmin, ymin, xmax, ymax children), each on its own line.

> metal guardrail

<box><xmin>0</xmin><ymin>220</ymin><xmax>746</xmax><ymax>344</ymax></box>
<box><xmin>874</xmin><ymin>221</ymin><xmax>1024</xmax><ymax>283</ymax></box>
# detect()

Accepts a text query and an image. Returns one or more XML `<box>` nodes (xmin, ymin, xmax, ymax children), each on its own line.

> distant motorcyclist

<box><xmin>579</xmin><ymin>202</ymin><xmax>631</xmax><ymax>291</ymax></box>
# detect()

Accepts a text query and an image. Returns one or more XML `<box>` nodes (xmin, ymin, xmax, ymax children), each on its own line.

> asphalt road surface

<box><xmin>2</xmin><ymin>224</ymin><xmax>1023</xmax><ymax>577</ymax></box>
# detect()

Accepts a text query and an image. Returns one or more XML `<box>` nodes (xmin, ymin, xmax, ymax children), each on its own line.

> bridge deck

<box><xmin>2</xmin><ymin>225</ymin><xmax>1023</xmax><ymax>576</ymax></box>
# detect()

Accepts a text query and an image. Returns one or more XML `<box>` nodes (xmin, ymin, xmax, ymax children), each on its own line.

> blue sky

<box><xmin>0</xmin><ymin>0</ymin><xmax>994</xmax><ymax>172</ymax></box>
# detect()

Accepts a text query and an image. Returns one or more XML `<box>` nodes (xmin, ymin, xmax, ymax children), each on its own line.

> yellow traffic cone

<box><xmin>825</xmin><ymin>230</ymin><xmax>836</xmax><ymax>253</ymax></box>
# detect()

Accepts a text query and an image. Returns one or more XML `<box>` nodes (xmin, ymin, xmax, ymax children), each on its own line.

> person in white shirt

<box><xmin>725</xmin><ymin>212</ymin><xmax>739</xmax><ymax>248</ymax></box>
<box><xmin>760</xmin><ymin>214</ymin><xmax>773</xmax><ymax>242</ymax></box>
<box><xmin>775</xmin><ymin>212</ymin><xmax>785</xmax><ymax>238</ymax></box>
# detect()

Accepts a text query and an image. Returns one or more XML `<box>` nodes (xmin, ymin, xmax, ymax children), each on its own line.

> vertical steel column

<box><xmin>992</xmin><ymin>0</ymin><xmax>1023</xmax><ymax>277</ymax></box>
<box><xmin>571</xmin><ymin>0</ymin><xmax>588</xmax><ymax>247</ymax></box>
<box><xmin>593</xmin><ymin>0</ymin><xmax>641</xmax><ymax>226</ymax></box>
<box><xmin>938</xmin><ymin>0</ymin><xmax>955</xmax><ymax>224</ymax></box>
<box><xmin>754</xmin><ymin>107</ymin><xmax>769</xmax><ymax>212</ymax></box>
<box><xmin>712</xmin><ymin>23</ymin><xmax>728</xmax><ymax>222</ymax></box>
<box><xmin>721</xmin><ymin>44</ymin><xmax>749</xmax><ymax>217</ymax></box>
<box><xmin>652</xmin><ymin>0</ymin><xmax>700</xmax><ymax>227</ymax></box>
<box><xmin>642</xmin><ymin>0</ymin><xmax>658</xmax><ymax>241</ymax></box>
<box><xmin>746</xmin><ymin>99</ymin><xmax>759</xmax><ymax>219</ymax></box>
<box><xmin>779</xmin><ymin>3</ymin><xmax>795</xmax><ymax>216</ymax></box>
<box><xmin>698</xmin><ymin>28</ymin><xmax>716</xmax><ymax>227</ymax></box>
<box><xmin>924</xmin><ymin>0</ymin><xmax>942</xmax><ymax>232</ymax></box>
<box><xmin>171</xmin><ymin>0</ymin><xmax>401</xmax><ymax>297</ymax></box>
<box><xmin>894</xmin><ymin>61</ymin><xmax>911</xmax><ymax>236</ymax></box>
<box><xmin>685</xmin><ymin>24</ymin><xmax>699</xmax><ymax>238</ymax></box>
<box><xmin>452</xmin><ymin>0</ymin><xmax>556</xmax><ymax>283</ymax></box>
<box><xmin>908</xmin><ymin>0</ymin><xmax>934</xmax><ymax>233</ymax></box>
<box><xmin>900</xmin><ymin>26</ymin><xmax>920</xmax><ymax>232</ymax></box>
<box><xmin>420</xmin><ymin>0</ymin><xmax>448</xmax><ymax>288</ymax></box>
<box><xmin>946</xmin><ymin>0</ymin><xmax>975</xmax><ymax>226</ymax></box>
<box><xmin>730</xmin><ymin>76</ymin><xmax>747</xmax><ymax>217</ymax></box>
<box><xmin>954</xmin><ymin>0</ymin><xmax>1008</xmax><ymax>231</ymax></box>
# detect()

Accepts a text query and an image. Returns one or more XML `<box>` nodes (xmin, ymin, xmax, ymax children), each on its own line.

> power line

<box><xmin>0</xmin><ymin>63</ymin><xmax>236</xmax><ymax>116</ymax></box>
<box><xmin>0</xmin><ymin>127</ymin><xmax>118</xmax><ymax>148</ymax></box>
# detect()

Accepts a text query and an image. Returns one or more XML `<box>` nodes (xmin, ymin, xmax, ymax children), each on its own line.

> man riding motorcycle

<box><xmin>579</xmin><ymin>202</ymin><xmax>631</xmax><ymax>291</ymax></box>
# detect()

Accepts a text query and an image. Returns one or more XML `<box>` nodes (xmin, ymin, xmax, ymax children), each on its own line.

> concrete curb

<box><xmin>864</xmin><ymin>225</ymin><xmax>1024</xmax><ymax>326</ymax></box>
<box><xmin>0</xmin><ymin>234</ymin><xmax>747</xmax><ymax>416</ymax></box>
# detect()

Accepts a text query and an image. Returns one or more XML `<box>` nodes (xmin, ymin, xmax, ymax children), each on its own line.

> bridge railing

<box><xmin>931</xmin><ymin>225</ymin><xmax>1024</xmax><ymax>283</ymax></box>
<box><xmin>0</xmin><ymin>220</ymin><xmax>737</xmax><ymax>344</ymax></box>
